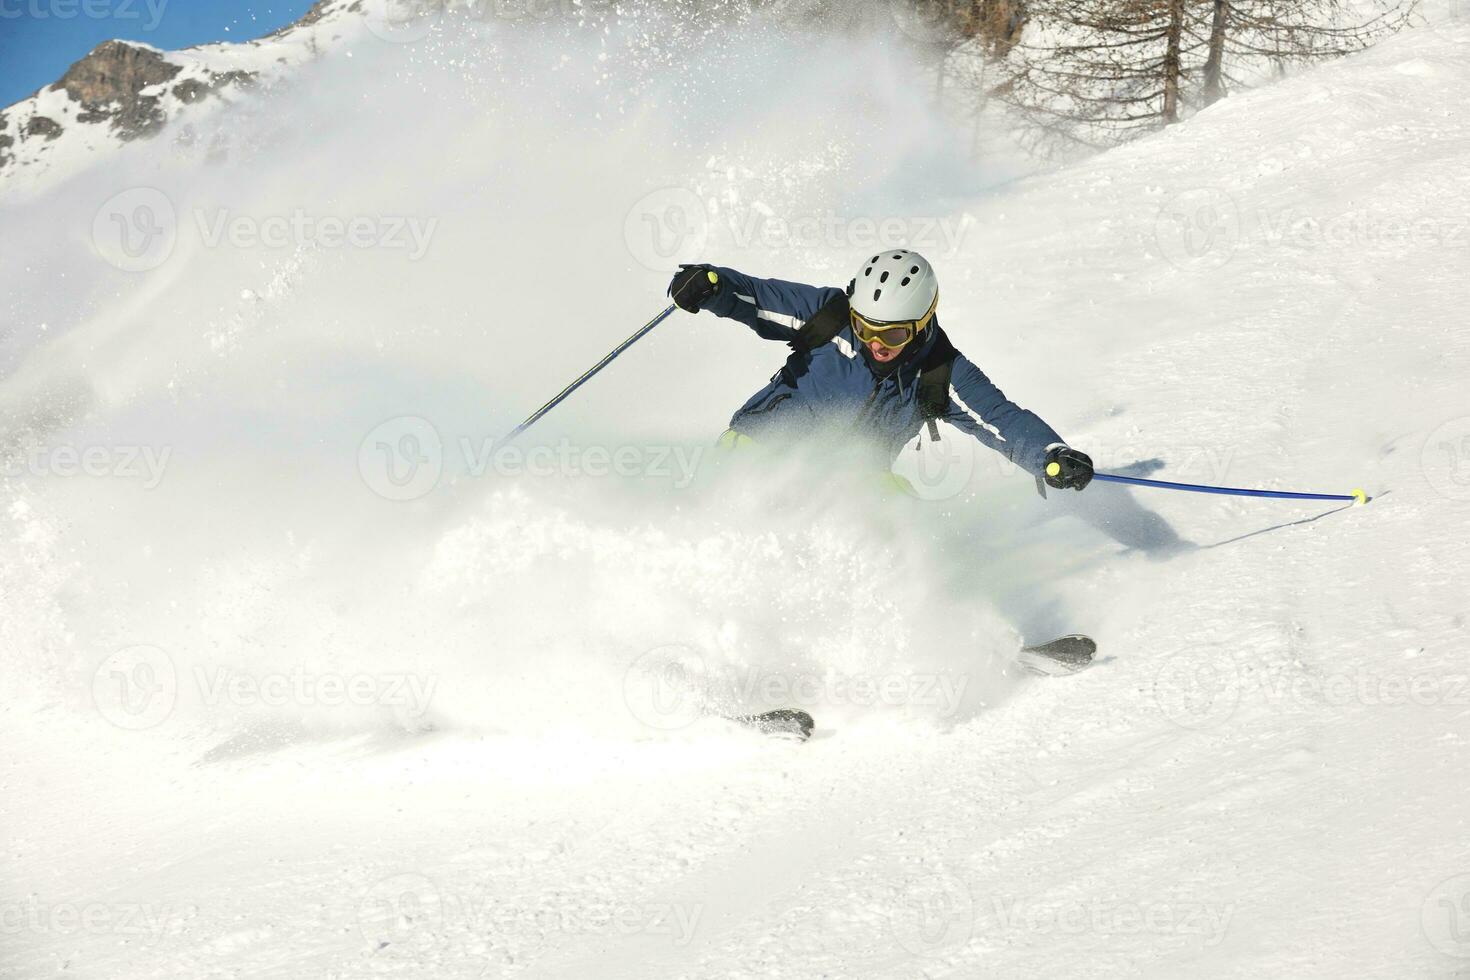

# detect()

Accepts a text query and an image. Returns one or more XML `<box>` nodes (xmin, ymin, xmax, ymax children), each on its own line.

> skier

<box><xmin>666</xmin><ymin>249</ymin><xmax>1094</xmax><ymax>495</ymax></box>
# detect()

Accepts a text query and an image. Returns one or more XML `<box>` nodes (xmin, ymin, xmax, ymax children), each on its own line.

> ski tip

<box><xmin>768</xmin><ymin>709</ymin><xmax>815</xmax><ymax>741</ymax></box>
<box><xmin>1351</xmin><ymin>488</ymin><xmax>1369</xmax><ymax>506</ymax></box>
<box><xmin>1017</xmin><ymin>634</ymin><xmax>1096</xmax><ymax>677</ymax></box>
<box><xmin>733</xmin><ymin>709</ymin><xmax>815</xmax><ymax>741</ymax></box>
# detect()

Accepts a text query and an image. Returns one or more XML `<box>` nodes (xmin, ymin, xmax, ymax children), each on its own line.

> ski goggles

<box><xmin>848</xmin><ymin>293</ymin><xmax>939</xmax><ymax>350</ymax></box>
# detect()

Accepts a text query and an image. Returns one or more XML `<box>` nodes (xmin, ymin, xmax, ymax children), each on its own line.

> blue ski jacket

<box><xmin>703</xmin><ymin>267</ymin><xmax>1066</xmax><ymax>477</ymax></box>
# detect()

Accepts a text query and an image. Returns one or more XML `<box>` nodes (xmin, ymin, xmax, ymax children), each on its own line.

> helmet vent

<box><xmin>892</xmin><ymin>254</ymin><xmax>902</xmax><ymax>260</ymax></box>
<box><xmin>870</xmin><ymin>255</ymin><xmax>880</xmax><ymax>263</ymax></box>
<box><xmin>879</xmin><ymin>271</ymin><xmax>890</xmax><ymax>283</ymax></box>
<box><xmin>901</xmin><ymin>276</ymin><xmax>911</xmax><ymax>286</ymax></box>
<box><xmin>910</xmin><ymin>266</ymin><xmax>919</xmax><ymax>274</ymax></box>
<box><xmin>864</xmin><ymin>266</ymin><xmax>872</xmax><ymax>276</ymax></box>
<box><xmin>873</xmin><ymin>288</ymin><xmax>882</xmax><ymax>301</ymax></box>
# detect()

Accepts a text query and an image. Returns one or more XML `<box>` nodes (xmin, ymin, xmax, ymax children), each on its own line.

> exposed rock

<box><xmin>172</xmin><ymin>78</ymin><xmax>212</xmax><ymax>105</ymax></box>
<box><xmin>52</xmin><ymin>40</ymin><xmax>181</xmax><ymax>105</ymax></box>
<box><xmin>25</xmin><ymin>116</ymin><xmax>63</xmax><ymax>141</ymax></box>
<box><xmin>173</xmin><ymin>70</ymin><xmax>257</xmax><ymax>106</ymax></box>
<box><xmin>212</xmin><ymin>70</ymin><xmax>258</xmax><ymax>92</ymax></box>
<box><xmin>50</xmin><ymin>40</ymin><xmax>182</xmax><ymax>141</ymax></box>
<box><xmin>37</xmin><ymin>40</ymin><xmax>259</xmax><ymax>143</ymax></box>
<box><xmin>117</xmin><ymin>97</ymin><xmax>170</xmax><ymax>140</ymax></box>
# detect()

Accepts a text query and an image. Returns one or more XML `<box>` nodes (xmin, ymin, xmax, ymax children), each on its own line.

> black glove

<box><xmin>668</xmin><ymin>263</ymin><xmax>721</xmax><ymax>313</ymax></box>
<box><xmin>1044</xmin><ymin>445</ymin><xmax>1094</xmax><ymax>491</ymax></box>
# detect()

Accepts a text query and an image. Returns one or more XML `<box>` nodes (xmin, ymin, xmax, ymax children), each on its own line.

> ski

<box><xmin>724</xmin><ymin>639</ymin><xmax>1094</xmax><ymax>739</ymax></box>
<box><xmin>731</xmin><ymin>708</ymin><xmax>815</xmax><ymax>741</ymax></box>
<box><xmin>1016</xmin><ymin>634</ymin><xmax>1097</xmax><ymax>677</ymax></box>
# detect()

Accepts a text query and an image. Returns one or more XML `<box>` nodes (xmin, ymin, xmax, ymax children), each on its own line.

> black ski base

<box><xmin>733</xmin><ymin>708</ymin><xmax>815</xmax><ymax>741</ymax></box>
<box><xmin>1017</xmin><ymin>634</ymin><xmax>1096</xmax><ymax>676</ymax></box>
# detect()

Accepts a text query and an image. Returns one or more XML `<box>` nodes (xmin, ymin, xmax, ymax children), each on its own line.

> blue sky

<box><xmin>0</xmin><ymin>0</ymin><xmax>317</xmax><ymax>109</ymax></box>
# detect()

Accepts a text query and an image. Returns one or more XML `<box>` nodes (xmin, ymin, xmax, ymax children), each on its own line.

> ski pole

<box><xmin>499</xmin><ymin>303</ymin><xmax>678</xmax><ymax>447</ymax></box>
<box><xmin>1089</xmin><ymin>471</ymin><xmax>1369</xmax><ymax>505</ymax></box>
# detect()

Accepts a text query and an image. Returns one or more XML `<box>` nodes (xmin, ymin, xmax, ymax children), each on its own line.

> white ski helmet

<box><xmin>847</xmin><ymin>249</ymin><xmax>939</xmax><ymax>325</ymax></box>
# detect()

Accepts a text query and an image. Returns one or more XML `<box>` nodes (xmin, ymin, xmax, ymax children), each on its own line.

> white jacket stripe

<box><xmin>949</xmin><ymin>384</ymin><xmax>1005</xmax><ymax>440</ymax></box>
<box><xmin>735</xmin><ymin>292</ymin><xmax>803</xmax><ymax>330</ymax></box>
<box><xmin>736</xmin><ymin>292</ymin><xmax>856</xmax><ymax>358</ymax></box>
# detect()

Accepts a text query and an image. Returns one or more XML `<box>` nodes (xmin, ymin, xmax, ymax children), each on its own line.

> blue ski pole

<box><xmin>499</xmin><ymin>303</ymin><xmax>678</xmax><ymax>447</ymax></box>
<box><xmin>1089</xmin><ymin>471</ymin><xmax>1369</xmax><ymax>505</ymax></box>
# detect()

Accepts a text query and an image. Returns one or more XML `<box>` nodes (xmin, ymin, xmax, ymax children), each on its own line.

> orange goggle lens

<box><xmin>851</xmin><ymin>318</ymin><xmax>916</xmax><ymax>349</ymax></box>
<box><xmin>849</xmin><ymin>299</ymin><xmax>937</xmax><ymax>350</ymax></box>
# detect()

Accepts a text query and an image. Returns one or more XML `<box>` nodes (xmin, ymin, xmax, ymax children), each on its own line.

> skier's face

<box><xmin>867</xmin><ymin>338</ymin><xmax>906</xmax><ymax>362</ymax></box>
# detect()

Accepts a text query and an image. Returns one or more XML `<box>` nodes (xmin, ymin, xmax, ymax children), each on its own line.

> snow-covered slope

<box><xmin>0</xmin><ymin>0</ymin><xmax>364</xmax><ymax>196</ymax></box>
<box><xmin>3</xmin><ymin>6</ymin><xmax>1469</xmax><ymax>979</ymax></box>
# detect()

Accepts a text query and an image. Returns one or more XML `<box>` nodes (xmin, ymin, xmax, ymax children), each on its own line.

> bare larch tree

<box><xmin>997</xmin><ymin>0</ymin><xmax>1417</xmax><ymax>155</ymax></box>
